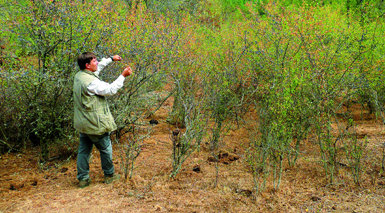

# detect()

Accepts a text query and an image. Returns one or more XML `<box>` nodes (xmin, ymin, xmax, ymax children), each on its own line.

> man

<box><xmin>74</xmin><ymin>52</ymin><xmax>132</xmax><ymax>188</ymax></box>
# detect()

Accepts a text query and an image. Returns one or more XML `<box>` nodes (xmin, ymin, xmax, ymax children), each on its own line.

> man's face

<box><xmin>86</xmin><ymin>58</ymin><xmax>98</xmax><ymax>72</ymax></box>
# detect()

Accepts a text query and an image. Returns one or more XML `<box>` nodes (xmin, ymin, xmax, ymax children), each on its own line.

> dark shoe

<box><xmin>104</xmin><ymin>174</ymin><xmax>120</xmax><ymax>184</ymax></box>
<box><xmin>79</xmin><ymin>179</ymin><xmax>91</xmax><ymax>188</ymax></box>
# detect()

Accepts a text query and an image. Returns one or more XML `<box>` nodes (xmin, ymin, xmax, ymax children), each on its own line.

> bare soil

<box><xmin>1</xmin><ymin>102</ymin><xmax>385</xmax><ymax>212</ymax></box>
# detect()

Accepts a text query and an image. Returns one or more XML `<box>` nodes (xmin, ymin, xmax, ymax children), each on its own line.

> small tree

<box><xmin>170</xmin><ymin>76</ymin><xmax>207</xmax><ymax>178</ymax></box>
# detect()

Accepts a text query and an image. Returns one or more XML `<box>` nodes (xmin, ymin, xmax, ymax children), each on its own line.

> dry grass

<box><xmin>1</xmin><ymin>102</ymin><xmax>385</xmax><ymax>212</ymax></box>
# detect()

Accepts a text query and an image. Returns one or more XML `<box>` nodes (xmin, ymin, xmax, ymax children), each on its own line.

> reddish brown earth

<box><xmin>1</xmin><ymin>103</ymin><xmax>385</xmax><ymax>212</ymax></box>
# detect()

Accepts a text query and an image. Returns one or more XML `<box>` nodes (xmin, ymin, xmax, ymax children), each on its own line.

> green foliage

<box><xmin>243</xmin><ymin>2</ymin><xmax>383</xmax><ymax>191</ymax></box>
<box><xmin>144</xmin><ymin>0</ymin><xmax>202</xmax><ymax>17</ymax></box>
<box><xmin>0</xmin><ymin>0</ymin><xmax>384</xmax><ymax>195</ymax></box>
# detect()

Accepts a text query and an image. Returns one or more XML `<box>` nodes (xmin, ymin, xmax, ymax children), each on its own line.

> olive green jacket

<box><xmin>73</xmin><ymin>70</ymin><xmax>117</xmax><ymax>135</ymax></box>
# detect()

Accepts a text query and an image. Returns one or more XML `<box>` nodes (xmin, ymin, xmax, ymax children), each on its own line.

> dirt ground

<box><xmin>1</xmin><ymin>103</ymin><xmax>385</xmax><ymax>212</ymax></box>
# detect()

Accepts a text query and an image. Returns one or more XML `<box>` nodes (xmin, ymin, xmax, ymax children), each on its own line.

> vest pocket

<box><xmin>82</xmin><ymin>113</ymin><xmax>100</xmax><ymax>132</ymax></box>
<box><xmin>98</xmin><ymin>113</ymin><xmax>114</xmax><ymax>132</ymax></box>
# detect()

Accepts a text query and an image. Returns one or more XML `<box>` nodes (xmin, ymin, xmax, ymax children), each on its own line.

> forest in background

<box><xmin>0</xmin><ymin>0</ymin><xmax>385</xmax><ymax>194</ymax></box>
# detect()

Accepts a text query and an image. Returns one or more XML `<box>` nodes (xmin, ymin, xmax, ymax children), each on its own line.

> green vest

<box><xmin>73</xmin><ymin>70</ymin><xmax>117</xmax><ymax>135</ymax></box>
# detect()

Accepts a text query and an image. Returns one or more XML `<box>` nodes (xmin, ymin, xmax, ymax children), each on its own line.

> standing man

<box><xmin>74</xmin><ymin>52</ymin><xmax>132</xmax><ymax>188</ymax></box>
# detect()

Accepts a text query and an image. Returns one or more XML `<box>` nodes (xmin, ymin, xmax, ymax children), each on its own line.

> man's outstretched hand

<box><xmin>122</xmin><ymin>66</ymin><xmax>132</xmax><ymax>77</ymax></box>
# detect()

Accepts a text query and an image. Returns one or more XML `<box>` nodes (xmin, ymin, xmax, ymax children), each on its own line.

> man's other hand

<box><xmin>112</xmin><ymin>55</ymin><xmax>122</xmax><ymax>61</ymax></box>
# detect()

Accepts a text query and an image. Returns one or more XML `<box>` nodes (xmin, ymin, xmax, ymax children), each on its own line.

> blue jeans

<box><xmin>77</xmin><ymin>132</ymin><xmax>115</xmax><ymax>181</ymax></box>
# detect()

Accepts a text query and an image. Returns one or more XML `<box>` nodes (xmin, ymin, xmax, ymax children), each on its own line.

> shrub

<box><xmin>0</xmin><ymin>0</ymin><xmax>125</xmax><ymax>159</ymax></box>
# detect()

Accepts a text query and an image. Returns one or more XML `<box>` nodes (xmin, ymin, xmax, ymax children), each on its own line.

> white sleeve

<box><xmin>87</xmin><ymin>75</ymin><xmax>125</xmax><ymax>96</ymax></box>
<box><xmin>95</xmin><ymin>57</ymin><xmax>113</xmax><ymax>76</ymax></box>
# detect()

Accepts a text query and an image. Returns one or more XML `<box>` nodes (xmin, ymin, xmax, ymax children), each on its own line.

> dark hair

<box><xmin>77</xmin><ymin>52</ymin><xmax>96</xmax><ymax>70</ymax></box>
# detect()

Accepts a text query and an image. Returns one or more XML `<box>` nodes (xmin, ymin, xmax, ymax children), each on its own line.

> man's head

<box><xmin>77</xmin><ymin>52</ymin><xmax>98</xmax><ymax>71</ymax></box>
